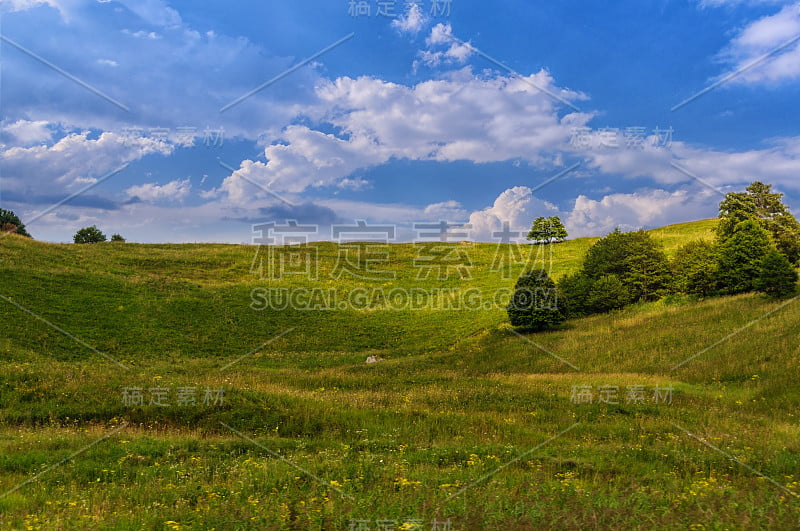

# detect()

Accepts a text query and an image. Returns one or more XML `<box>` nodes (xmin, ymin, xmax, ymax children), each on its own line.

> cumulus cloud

<box><xmin>468</xmin><ymin>186</ymin><xmax>560</xmax><ymax>241</ymax></box>
<box><xmin>219</xmin><ymin>127</ymin><xmax>389</xmax><ymax>201</ymax></box>
<box><xmin>392</xmin><ymin>2</ymin><xmax>425</xmax><ymax>34</ymax></box>
<box><xmin>219</xmin><ymin>70</ymin><xmax>586</xmax><ymax>203</ymax></box>
<box><xmin>565</xmin><ymin>188</ymin><xmax>719</xmax><ymax>237</ymax></box>
<box><xmin>125</xmin><ymin>178</ymin><xmax>191</xmax><ymax>203</ymax></box>
<box><xmin>466</xmin><ymin>184</ymin><xmax>723</xmax><ymax>241</ymax></box>
<box><xmin>417</xmin><ymin>23</ymin><xmax>474</xmax><ymax>67</ymax></box>
<box><xmin>0</xmin><ymin>130</ymin><xmax>173</xmax><ymax>196</ymax></box>
<box><xmin>1</xmin><ymin>119</ymin><xmax>53</xmax><ymax>146</ymax></box>
<box><xmin>426</xmin><ymin>22</ymin><xmax>456</xmax><ymax>46</ymax></box>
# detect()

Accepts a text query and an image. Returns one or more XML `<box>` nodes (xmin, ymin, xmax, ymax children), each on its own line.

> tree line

<box><xmin>0</xmin><ymin>212</ymin><xmax>126</xmax><ymax>243</ymax></box>
<box><xmin>509</xmin><ymin>181</ymin><xmax>800</xmax><ymax>330</ymax></box>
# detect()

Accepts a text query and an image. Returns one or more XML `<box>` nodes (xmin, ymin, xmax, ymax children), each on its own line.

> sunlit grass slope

<box><xmin>1</xmin><ymin>218</ymin><xmax>798</xmax><ymax>529</ymax></box>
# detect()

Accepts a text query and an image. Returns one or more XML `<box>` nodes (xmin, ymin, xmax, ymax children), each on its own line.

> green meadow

<box><xmin>1</xmin><ymin>217</ymin><xmax>799</xmax><ymax>529</ymax></box>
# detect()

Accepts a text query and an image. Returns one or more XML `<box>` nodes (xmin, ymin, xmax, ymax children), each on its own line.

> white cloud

<box><xmin>423</xmin><ymin>200</ymin><xmax>468</xmax><ymax>220</ymax></box>
<box><xmin>116</xmin><ymin>0</ymin><xmax>181</xmax><ymax>28</ymax></box>
<box><xmin>392</xmin><ymin>2</ymin><xmax>425</xmax><ymax>34</ymax></box>
<box><xmin>718</xmin><ymin>3</ymin><xmax>800</xmax><ymax>84</ymax></box>
<box><xmin>1</xmin><ymin>0</ymin><xmax>105</xmax><ymax>24</ymax></box>
<box><xmin>122</xmin><ymin>29</ymin><xmax>161</xmax><ymax>40</ymax></box>
<box><xmin>337</xmin><ymin>177</ymin><xmax>371</xmax><ymax>191</ymax></box>
<box><xmin>2</xmin><ymin>119</ymin><xmax>53</xmax><ymax>145</ymax></box>
<box><xmin>219</xmin><ymin>70</ymin><xmax>587</xmax><ymax>204</ymax></box>
<box><xmin>418</xmin><ymin>23</ymin><xmax>474</xmax><ymax>67</ymax></box>
<box><xmin>468</xmin><ymin>186</ymin><xmax>559</xmax><ymax>241</ymax></box>
<box><xmin>0</xmin><ymin>130</ymin><xmax>173</xmax><ymax>195</ymax></box>
<box><xmin>2</xmin><ymin>0</ymin><xmax>62</xmax><ymax>13</ymax></box>
<box><xmin>565</xmin><ymin>189</ymin><xmax>719</xmax><ymax>237</ymax></box>
<box><xmin>126</xmin><ymin>178</ymin><xmax>191</xmax><ymax>202</ymax></box>
<box><xmin>583</xmin><ymin>135</ymin><xmax>800</xmax><ymax>192</ymax></box>
<box><xmin>426</xmin><ymin>23</ymin><xmax>453</xmax><ymax>46</ymax></box>
<box><xmin>219</xmin><ymin>126</ymin><xmax>389</xmax><ymax>202</ymax></box>
<box><xmin>466</xmin><ymin>185</ymin><xmax>722</xmax><ymax>242</ymax></box>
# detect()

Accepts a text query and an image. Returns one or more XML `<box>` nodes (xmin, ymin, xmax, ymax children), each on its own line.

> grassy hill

<box><xmin>1</xmin><ymin>218</ymin><xmax>799</xmax><ymax>529</ymax></box>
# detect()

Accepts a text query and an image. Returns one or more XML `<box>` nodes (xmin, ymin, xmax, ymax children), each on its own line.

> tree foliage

<box><xmin>586</xmin><ymin>274</ymin><xmax>631</xmax><ymax>313</ymax></box>
<box><xmin>507</xmin><ymin>269</ymin><xmax>566</xmax><ymax>329</ymax></box>
<box><xmin>557</xmin><ymin>271</ymin><xmax>632</xmax><ymax>317</ymax></box>
<box><xmin>556</xmin><ymin>272</ymin><xmax>595</xmax><ymax>318</ymax></box>
<box><xmin>715</xmin><ymin>219</ymin><xmax>771</xmax><ymax>294</ymax></box>
<box><xmin>0</xmin><ymin>208</ymin><xmax>31</xmax><ymax>237</ymax></box>
<box><xmin>526</xmin><ymin>216</ymin><xmax>568</xmax><ymax>244</ymax></box>
<box><xmin>110</xmin><ymin>234</ymin><xmax>126</xmax><ymax>242</ymax></box>
<box><xmin>670</xmin><ymin>240</ymin><xmax>717</xmax><ymax>297</ymax></box>
<box><xmin>74</xmin><ymin>225</ymin><xmax>107</xmax><ymax>244</ymax></box>
<box><xmin>582</xmin><ymin>229</ymin><xmax>671</xmax><ymax>301</ymax></box>
<box><xmin>718</xmin><ymin>181</ymin><xmax>800</xmax><ymax>264</ymax></box>
<box><xmin>755</xmin><ymin>248</ymin><xmax>799</xmax><ymax>299</ymax></box>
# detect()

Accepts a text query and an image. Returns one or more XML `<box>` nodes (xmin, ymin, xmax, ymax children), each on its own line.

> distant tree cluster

<box><xmin>557</xmin><ymin>229</ymin><xmax>671</xmax><ymax>318</ymax></box>
<box><xmin>0</xmin><ymin>209</ymin><xmax>32</xmax><ymax>238</ymax></box>
<box><xmin>717</xmin><ymin>181</ymin><xmax>800</xmax><ymax>265</ymax></box>
<box><xmin>73</xmin><ymin>226</ymin><xmax>126</xmax><ymax>244</ymax></box>
<box><xmin>0</xmin><ymin>212</ymin><xmax>129</xmax><ymax>244</ymax></box>
<box><xmin>673</xmin><ymin>182</ymin><xmax>799</xmax><ymax>300</ymax></box>
<box><xmin>74</xmin><ymin>226</ymin><xmax>107</xmax><ymax>244</ymax></box>
<box><xmin>508</xmin><ymin>182</ymin><xmax>799</xmax><ymax>329</ymax></box>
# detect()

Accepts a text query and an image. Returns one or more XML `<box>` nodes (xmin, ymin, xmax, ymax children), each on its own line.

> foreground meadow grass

<box><xmin>1</xmin><ymin>218</ymin><xmax>799</xmax><ymax>529</ymax></box>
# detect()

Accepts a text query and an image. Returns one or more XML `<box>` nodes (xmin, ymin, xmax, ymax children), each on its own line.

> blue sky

<box><xmin>2</xmin><ymin>0</ymin><xmax>800</xmax><ymax>243</ymax></box>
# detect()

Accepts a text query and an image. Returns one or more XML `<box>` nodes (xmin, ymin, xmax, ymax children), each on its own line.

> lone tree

<box><xmin>0</xmin><ymin>208</ymin><xmax>31</xmax><ymax>237</ymax></box>
<box><xmin>110</xmin><ymin>233</ymin><xmax>126</xmax><ymax>242</ymax></box>
<box><xmin>74</xmin><ymin>225</ymin><xmax>107</xmax><ymax>244</ymax></box>
<box><xmin>507</xmin><ymin>269</ymin><xmax>566</xmax><ymax>330</ymax></box>
<box><xmin>755</xmin><ymin>248</ymin><xmax>799</xmax><ymax>299</ymax></box>
<box><xmin>718</xmin><ymin>181</ymin><xmax>800</xmax><ymax>264</ymax></box>
<box><xmin>715</xmin><ymin>219</ymin><xmax>771</xmax><ymax>294</ymax></box>
<box><xmin>527</xmin><ymin>216</ymin><xmax>568</xmax><ymax>244</ymax></box>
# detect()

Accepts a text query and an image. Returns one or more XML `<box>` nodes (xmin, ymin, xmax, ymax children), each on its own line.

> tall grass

<box><xmin>1</xmin><ymin>219</ymin><xmax>798</xmax><ymax>529</ymax></box>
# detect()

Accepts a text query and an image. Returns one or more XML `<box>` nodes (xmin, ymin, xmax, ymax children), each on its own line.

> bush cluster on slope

<box><xmin>0</xmin><ymin>208</ymin><xmax>32</xmax><ymax>238</ymax></box>
<box><xmin>509</xmin><ymin>181</ymin><xmax>800</xmax><ymax>329</ymax></box>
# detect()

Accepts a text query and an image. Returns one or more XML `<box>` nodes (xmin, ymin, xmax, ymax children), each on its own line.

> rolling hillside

<box><xmin>1</xmin><ymin>217</ymin><xmax>798</xmax><ymax>529</ymax></box>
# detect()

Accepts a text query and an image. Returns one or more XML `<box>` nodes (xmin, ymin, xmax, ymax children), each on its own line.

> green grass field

<box><xmin>1</xmin><ymin>218</ymin><xmax>799</xmax><ymax>529</ymax></box>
